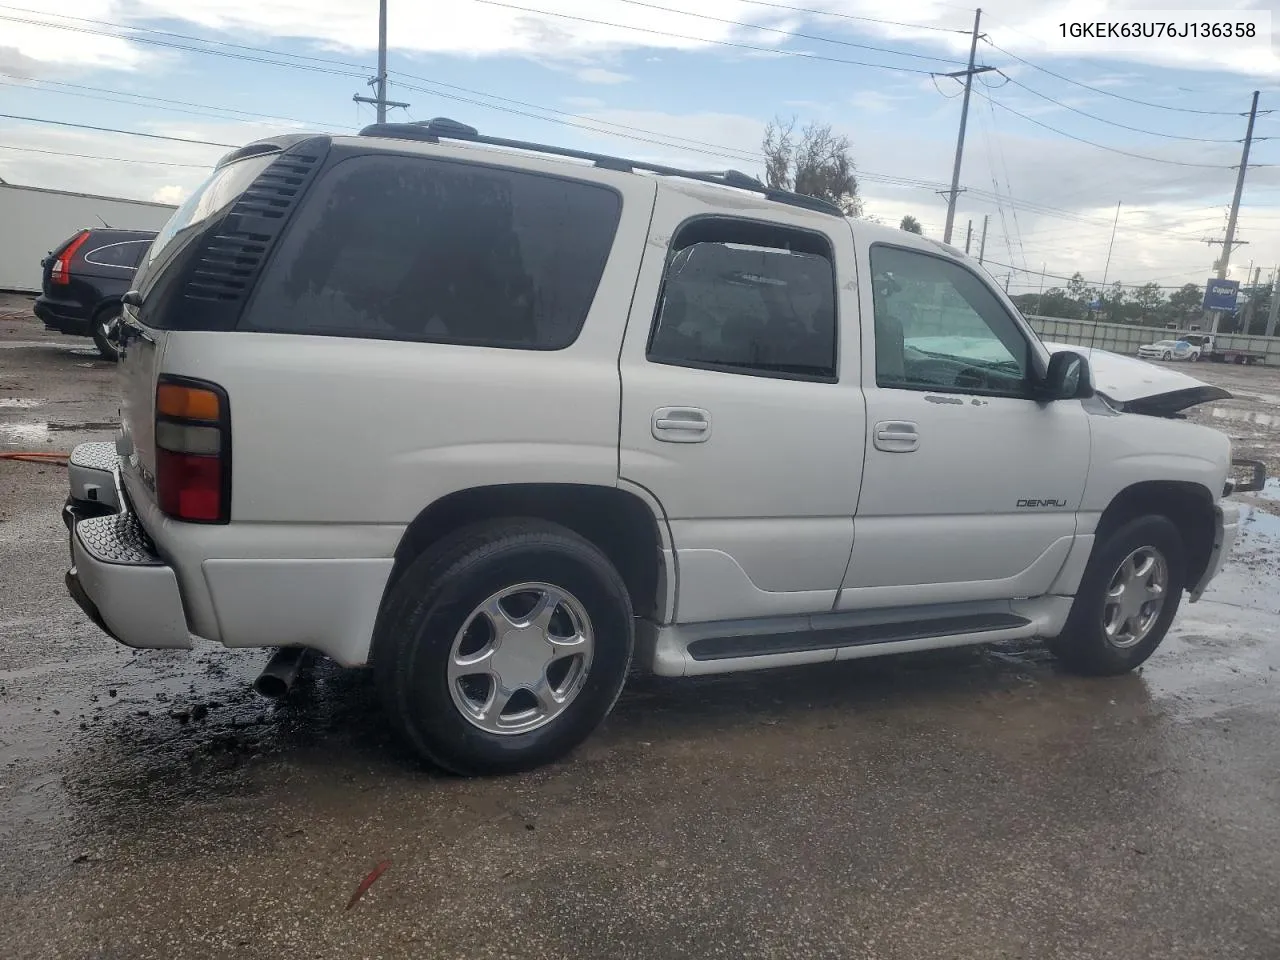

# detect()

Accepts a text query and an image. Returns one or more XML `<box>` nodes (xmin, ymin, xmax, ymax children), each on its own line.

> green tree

<box><xmin>763</xmin><ymin>116</ymin><xmax>862</xmax><ymax>217</ymax></box>
<box><xmin>1165</xmin><ymin>283</ymin><xmax>1203</xmax><ymax>326</ymax></box>
<box><xmin>1132</xmin><ymin>282</ymin><xmax>1164</xmax><ymax>322</ymax></box>
<box><xmin>1013</xmin><ymin>287</ymin><xmax>1079</xmax><ymax>319</ymax></box>
<box><xmin>899</xmin><ymin>215</ymin><xmax>923</xmax><ymax>235</ymax></box>
<box><xmin>1066</xmin><ymin>272</ymin><xmax>1094</xmax><ymax>312</ymax></box>
<box><xmin>1105</xmin><ymin>281</ymin><xmax>1127</xmax><ymax>322</ymax></box>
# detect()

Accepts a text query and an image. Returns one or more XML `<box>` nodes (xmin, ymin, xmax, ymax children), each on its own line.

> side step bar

<box><xmin>640</xmin><ymin>597</ymin><xmax>1073</xmax><ymax>677</ymax></box>
<box><xmin>687</xmin><ymin>612</ymin><xmax>1030</xmax><ymax>661</ymax></box>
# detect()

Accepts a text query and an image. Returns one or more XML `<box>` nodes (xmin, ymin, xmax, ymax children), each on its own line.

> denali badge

<box><xmin>1017</xmin><ymin>498</ymin><xmax>1067</xmax><ymax>508</ymax></box>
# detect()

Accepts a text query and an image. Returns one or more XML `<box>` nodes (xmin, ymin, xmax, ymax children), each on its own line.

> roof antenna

<box><xmin>95</xmin><ymin>214</ymin><xmax>111</xmax><ymax>228</ymax></box>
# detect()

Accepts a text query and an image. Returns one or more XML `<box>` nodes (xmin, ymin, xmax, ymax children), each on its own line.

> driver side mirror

<box><xmin>1039</xmin><ymin>350</ymin><xmax>1094</xmax><ymax>401</ymax></box>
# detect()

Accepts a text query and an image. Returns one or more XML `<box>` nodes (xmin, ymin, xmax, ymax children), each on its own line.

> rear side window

<box><xmin>137</xmin><ymin>153</ymin><xmax>275</xmax><ymax>292</ymax></box>
<box><xmin>84</xmin><ymin>239</ymin><xmax>149</xmax><ymax>269</ymax></box>
<box><xmin>241</xmin><ymin>154</ymin><xmax>622</xmax><ymax>349</ymax></box>
<box><xmin>647</xmin><ymin>220</ymin><xmax>837</xmax><ymax>381</ymax></box>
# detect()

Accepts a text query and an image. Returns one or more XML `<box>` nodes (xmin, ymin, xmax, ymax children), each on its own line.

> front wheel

<box><xmin>1048</xmin><ymin>515</ymin><xmax>1185</xmax><ymax>676</ymax></box>
<box><xmin>373</xmin><ymin>519</ymin><xmax>634</xmax><ymax>775</ymax></box>
<box><xmin>91</xmin><ymin>306</ymin><xmax>121</xmax><ymax>361</ymax></box>
<box><xmin>1161</xmin><ymin>351</ymin><xmax>1172</xmax><ymax>361</ymax></box>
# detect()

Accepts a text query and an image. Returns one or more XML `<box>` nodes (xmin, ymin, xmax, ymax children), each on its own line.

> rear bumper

<box><xmin>63</xmin><ymin>441</ymin><xmax>395</xmax><ymax>665</ymax></box>
<box><xmin>33</xmin><ymin>294</ymin><xmax>91</xmax><ymax>334</ymax></box>
<box><xmin>64</xmin><ymin>443</ymin><xmax>192</xmax><ymax>650</ymax></box>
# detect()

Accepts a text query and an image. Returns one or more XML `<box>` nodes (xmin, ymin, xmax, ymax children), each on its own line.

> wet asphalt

<box><xmin>2</xmin><ymin>293</ymin><xmax>1279</xmax><ymax>959</ymax></box>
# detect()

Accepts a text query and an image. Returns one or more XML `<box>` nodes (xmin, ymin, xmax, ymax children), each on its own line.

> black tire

<box><xmin>1161</xmin><ymin>351</ymin><xmax>1171</xmax><ymax>361</ymax></box>
<box><xmin>1048</xmin><ymin>515</ymin><xmax>1185</xmax><ymax>676</ymax></box>
<box><xmin>91</xmin><ymin>305</ymin><xmax>121</xmax><ymax>361</ymax></box>
<box><xmin>372</xmin><ymin>519</ymin><xmax>634</xmax><ymax>775</ymax></box>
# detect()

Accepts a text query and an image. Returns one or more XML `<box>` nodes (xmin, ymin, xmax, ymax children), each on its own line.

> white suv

<box><xmin>62</xmin><ymin>118</ymin><xmax>1257</xmax><ymax>774</ymax></box>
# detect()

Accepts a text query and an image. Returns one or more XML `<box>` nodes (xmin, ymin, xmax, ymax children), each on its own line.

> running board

<box><xmin>687</xmin><ymin>612</ymin><xmax>1029</xmax><ymax>661</ymax></box>
<box><xmin>638</xmin><ymin>597</ymin><xmax>1072</xmax><ymax>678</ymax></box>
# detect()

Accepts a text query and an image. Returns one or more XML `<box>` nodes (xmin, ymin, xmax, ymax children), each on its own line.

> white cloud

<box><xmin>7</xmin><ymin>0</ymin><xmax>1277</xmax><ymax>81</ymax></box>
<box><xmin>849</xmin><ymin>90</ymin><xmax>911</xmax><ymax>114</ymax></box>
<box><xmin>150</xmin><ymin>184</ymin><xmax>189</xmax><ymax>204</ymax></box>
<box><xmin>575</xmin><ymin>66</ymin><xmax>630</xmax><ymax>85</ymax></box>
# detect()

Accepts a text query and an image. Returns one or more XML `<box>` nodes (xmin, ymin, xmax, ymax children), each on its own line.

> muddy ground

<box><xmin>2</xmin><ymin>292</ymin><xmax>1280</xmax><ymax>959</ymax></box>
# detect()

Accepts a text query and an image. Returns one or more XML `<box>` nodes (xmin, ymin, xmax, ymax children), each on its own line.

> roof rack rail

<box><xmin>357</xmin><ymin>117</ymin><xmax>844</xmax><ymax>217</ymax></box>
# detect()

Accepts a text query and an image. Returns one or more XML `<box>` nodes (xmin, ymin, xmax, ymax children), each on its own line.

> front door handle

<box><xmin>873</xmin><ymin>420</ymin><xmax>919</xmax><ymax>452</ymax></box>
<box><xmin>652</xmin><ymin>407</ymin><xmax>711</xmax><ymax>443</ymax></box>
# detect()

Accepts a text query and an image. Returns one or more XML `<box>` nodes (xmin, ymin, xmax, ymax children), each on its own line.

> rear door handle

<box><xmin>873</xmin><ymin>420</ymin><xmax>919</xmax><ymax>452</ymax></box>
<box><xmin>652</xmin><ymin>407</ymin><xmax>711</xmax><ymax>443</ymax></box>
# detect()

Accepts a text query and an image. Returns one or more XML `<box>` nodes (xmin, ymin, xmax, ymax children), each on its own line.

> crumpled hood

<box><xmin>1043</xmin><ymin>341</ymin><xmax>1232</xmax><ymax>417</ymax></box>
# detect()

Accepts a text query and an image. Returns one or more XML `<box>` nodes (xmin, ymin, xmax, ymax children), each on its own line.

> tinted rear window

<box><xmin>84</xmin><ymin>238</ymin><xmax>150</xmax><ymax>269</ymax></box>
<box><xmin>240</xmin><ymin>154</ymin><xmax>622</xmax><ymax>349</ymax></box>
<box><xmin>135</xmin><ymin>153</ymin><xmax>275</xmax><ymax>296</ymax></box>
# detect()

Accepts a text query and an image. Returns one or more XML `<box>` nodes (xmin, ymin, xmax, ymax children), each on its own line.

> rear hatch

<box><xmin>116</xmin><ymin>147</ymin><xmax>291</xmax><ymax>504</ymax></box>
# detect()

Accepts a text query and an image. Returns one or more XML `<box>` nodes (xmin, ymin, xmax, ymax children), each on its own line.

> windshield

<box><xmin>135</xmin><ymin>152</ymin><xmax>276</xmax><ymax>294</ymax></box>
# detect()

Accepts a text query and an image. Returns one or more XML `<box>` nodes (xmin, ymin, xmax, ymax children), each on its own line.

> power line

<box><xmin>981</xmin><ymin>95</ymin><xmax>1028</xmax><ymax>273</ymax></box>
<box><xmin>974</xmin><ymin>89</ymin><xmax>1241</xmax><ymax>169</ymax></box>
<box><xmin>599</xmin><ymin>0</ymin><xmax>968</xmax><ymax>65</ymax></box>
<box><xmin>993</xmin><ymin>74</ymin><xmax>1255</xmax><ymax>144</ymax></box>
<box><xmin>390</xmin><ymin>80</ymin><xmax>765</xmax><ymax>164</ymax></box>
<box><xmin>984</xmin><ymin>260</ymin><xmax>1209</xmax><ymax>289</ymax></box>
<box><xmin>0</xmin><ymin>113</ymin><xmax>236</xmax><ymax>148</ymax></box>
<box><xmin>0</xmin><ymin>76</ymin><xmax>349</xmax><ymax>130</ymax></box>
<box><xmin>982</xmin><ymin>37</ymin><xmax>1259</xmax><ymax>117</ymax></box>
<box><xmin>466</xmin><ymin>0</ymin><xmax>940</xmax><ymax>74</ymax></box>
<box><xmin>0</xmin><ymin>13</ymin><xmax>367</xmax><ymax>78</ymax></box>
<box><xmin>0</xmin><ymin>143</ymin><xmax>212</xmax><ymax>168</ymax></box>
<box><xmin>390</xmin><ymin>72</ymin><xmax>767</xmax><ymax>161</ymax></box>
<box><xmin>392</xmin><ymin>76</ymin><xmax>1223</xmax><ymax>243</ymax></box>
<box><xmin>0</xmin><ymin>4</ymin><xmax>372</xmax><ymax>71</ymax></box>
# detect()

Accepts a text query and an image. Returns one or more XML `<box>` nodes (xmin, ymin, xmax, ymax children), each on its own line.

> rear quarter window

<box><xmin>83</xmin><ymin>239</ymin><xmax>150</xmax><ymax>269</ymax></box>
<box><xmin>241</xmin><ymin>154</ymin><xmax>623</xmax><ymax>350</ymax></box>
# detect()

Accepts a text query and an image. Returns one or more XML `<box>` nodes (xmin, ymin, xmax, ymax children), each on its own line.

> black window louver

<box><xmin>182</xmin><ymin>151</ymin><xmax>323</xmax><ymax>304</ymax></box>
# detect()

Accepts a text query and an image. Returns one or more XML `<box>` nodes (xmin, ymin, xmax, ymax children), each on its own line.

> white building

<box><xmin>0</xmin><ymin>182</ymin><xmax>176</xmax><ymax>292</ymax></box>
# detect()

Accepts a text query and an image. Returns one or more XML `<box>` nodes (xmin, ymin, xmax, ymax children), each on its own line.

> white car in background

<box><xmin>1138</xmin><ymin>338</ymin><xmax>1200</xmax><ymax>362</ymax></box>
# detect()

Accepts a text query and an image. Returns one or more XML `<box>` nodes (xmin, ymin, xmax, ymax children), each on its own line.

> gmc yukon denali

<box><xmin>60</xmin><ymin>119</ymin><xmax>1260</xmax><ymax>774</ymax></box>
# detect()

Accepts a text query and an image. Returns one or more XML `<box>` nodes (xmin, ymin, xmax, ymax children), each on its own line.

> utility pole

<box><xmin>965</xmin><ymin>219</ymin><xmax>973</xmax><ymax>255</ymax></box>
<box><xmin>941</xmin><ymin>8</ymin><xmax>995</xmax><ymax>246</ymax></box>
<box><xmin>1036</xmin><ymin>262</ymin><xmax>1046</xmax><ymax>315</ymax></box>
<box><xmin>978</xmin><ymin>214</ymin><xmax>990</xmax><ymax>263</ymax></box>
<box><xmin>1267</xmin><ymin>269</ymin><xmax>1280</xmax><ymax>337</ymax></box>
<box><xmin>353</xmin><ymin>0</ymin><xmax>409</xmax><ymax>122</ymax></box>
<box><xmin>1204</xmin><ymin>90</ymin><xmax>1260</xmax><ymax>332</ymax></box>
<box><xmin>1243</xmin><ymin>265</ymin><xmax>1262</xmax><ymax>332</ymax></box>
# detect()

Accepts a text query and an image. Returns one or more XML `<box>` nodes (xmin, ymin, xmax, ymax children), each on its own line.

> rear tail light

<box><xmin>155</xmin><ymin>377</ymin><xmax>230</xmax><ymax>523</ymax></box>
<box><xmin>51</xmin><ymin>230</ymin><xmax>91</xmax><ymax>285</ymax></box>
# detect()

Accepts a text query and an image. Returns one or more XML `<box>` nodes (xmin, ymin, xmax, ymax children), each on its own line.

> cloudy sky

<box><xmin>1</xmin><ymin>0</ymin><xmax>1278</xmax><ymax>295</ymax></box>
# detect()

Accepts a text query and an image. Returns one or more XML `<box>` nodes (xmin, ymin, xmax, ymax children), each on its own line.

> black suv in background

<box><xmin>34</xmin><ymin>228</ymin><xmax>156</xmax><ymax>360</ymax></box>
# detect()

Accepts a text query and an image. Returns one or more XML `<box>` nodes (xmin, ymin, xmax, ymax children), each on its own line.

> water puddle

<box><xmin>0</xmin><ymin>422</ymin><xmax>51</xmax><ymax>444</ymax></box>
<box><xmin>1256</xmin><ymin>478</ymin><xmax>1280</xmax><ymax>503</ymax></box>
<box><xmin>1210</xmin><ymin>407</ymin><xmax>1280</xmax><ymax>429</ymax></box>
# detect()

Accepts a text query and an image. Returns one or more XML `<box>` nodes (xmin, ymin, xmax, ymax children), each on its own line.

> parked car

<box><xmin>33</xmin><ymin>227</ymin><xmax>156</xmax><ymax>360</ymax></box>
<box><xmin>1170</xmin><ymin>332</ymin><xmax>1265</xmax><ymax>365</ymax></box>
<box><xmin>1137</xmin><ymin>338</ymin><xmax>1200</xmax><ymax>362</ymax></box>
<box><xmin>60</xmin><ymin>119</ymin><xmax>1262</xmax><ymax>775</ymax></box>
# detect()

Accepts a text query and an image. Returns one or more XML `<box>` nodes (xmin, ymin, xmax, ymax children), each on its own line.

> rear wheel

<box><xmin>91</xmin><ymin>305</ymin><xmax>121</xmax><ymax>361</ymax></box>
<box><xmin>1049</xmin><ymin>515</ymin><xmax>1185</xmax><ymax>676</ymax></box>
<box><xmin>373</xmin><ymin>519</ymin><xmax>634</xmax><ymax>775</ymax></box>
